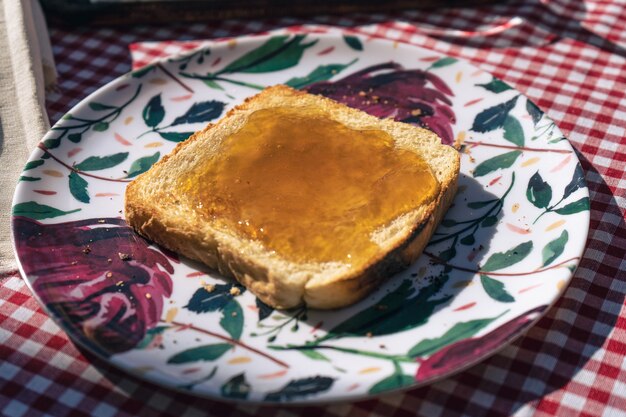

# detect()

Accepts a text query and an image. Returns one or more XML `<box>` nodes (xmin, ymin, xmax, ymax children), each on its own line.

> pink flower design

<box><xmin>307</xmin><ymin>62</ymin><xmax>456</xmax><ymax>145</ymax></box>
<box><xmin>13</xmin><ymin>217</ymin><xmax>175</xmax><ymax>354</ymax></box>
<box><xmin>415</xmin><ymin>306</ymin><xmax>546</xmax><ymax>381</ymax></box>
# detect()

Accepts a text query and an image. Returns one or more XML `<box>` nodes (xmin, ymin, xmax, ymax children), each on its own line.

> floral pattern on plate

<box><xmin>12</xmin><ymin>32</ymin><xmax>589</xmax><ymax>403</ymax></box>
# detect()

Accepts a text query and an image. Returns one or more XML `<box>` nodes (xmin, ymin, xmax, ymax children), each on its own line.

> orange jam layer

<box><xmin>180</xmin><ymin>106</ymin><xmax>439</xmax><ymax>263</ymax></box>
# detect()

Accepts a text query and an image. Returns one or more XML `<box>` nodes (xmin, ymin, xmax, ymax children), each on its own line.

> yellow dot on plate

<box><xmin>546</xmin><ymin>220</ymin><xmax>566</xmax><ymax>231</ymax></box>
<box><xmin>124</xmin><ymin>116</ymin><xmax>133</xmax><ymax>125</ymax></box>
<box><xmin>228</xmin><ymin>357</ymin><xmax>252</xmax><ymax>364</ymax></box>
<box><xmin>42</xmin><ymin>169</ymin><xmax>63</xmax><ymax>178</ymax></box>
<box><xmin>556</xmin><ymin>279</ymin><xmax>566</xmax><ymax>290</ymax></box>
<box><xmin>145</xmin><ymin>142</ymin><xmax>163</xmax><ymax>148</ymax></box>
<box><xmin>228</xmin><ymin>39</ymin><xmax>237</xmax><ymax>48</ymax></box>
<box><xmin>359</xmin><ymin>367</ymin><xmax>381</xmax><ymax>374</ymax></box>
<box><xmin>522</xmin><ymin>157</ymin><xmax>540</xmax><ymax>167</ymax></box>
<box><xmin>149</xmin><ymin>78</ymin><xmax>167</xmax><ymax>85</ymax></box>
<box><xmin>165</xmin><ymin>307</ymin><xmax>178</xmax><ymax>323</ymax></box>
<box><xmin>456</xmin><ymin>130</ymin><xmax>466</xmax><ymax>144</ymax></box>
<box><xmin>512</xmin><ymin>203</ymin><xmax>520</xmax><ymax>213</ymax></box>
<box><xmin>456</xmin><ymin>71</ymin><xmax>463</xmax><ymax>83</ymax></box>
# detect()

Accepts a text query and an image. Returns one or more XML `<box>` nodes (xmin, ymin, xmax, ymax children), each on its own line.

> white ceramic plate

<box><xmin>12</xmin><ymin>32</ymin><xmax>589</xmax><ymax>404</ymax></box>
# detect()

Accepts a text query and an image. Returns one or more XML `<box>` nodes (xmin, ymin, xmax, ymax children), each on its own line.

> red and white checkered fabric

<box><xmin>2</xmin><ymin>1</ymin><xmax>626</xmax><ymax>415</ymax></box>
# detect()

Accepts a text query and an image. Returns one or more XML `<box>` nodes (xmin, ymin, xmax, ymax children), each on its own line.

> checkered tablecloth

<box><xmin>2</xmin><ymin>1</ymin><xmax>626</xmax><ymax>416</ymax></box>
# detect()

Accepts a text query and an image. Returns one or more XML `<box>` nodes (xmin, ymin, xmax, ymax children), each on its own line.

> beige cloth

<box><xmin>0</xmin><ymin>0</ymin><xmax>55</xmax><ymax>273</ymax></box>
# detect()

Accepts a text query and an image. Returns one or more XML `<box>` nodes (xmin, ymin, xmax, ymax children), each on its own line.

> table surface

<box><xmin>2</xmin><ymin>1</ymin><xmax>626</xmax><ymax>416</ymax></box>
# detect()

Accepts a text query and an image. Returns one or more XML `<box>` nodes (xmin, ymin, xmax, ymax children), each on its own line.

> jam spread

<box><xmin>180</xmin><ymin>106</ymin><xmax>439</xmax><ymax>263</ymax></box>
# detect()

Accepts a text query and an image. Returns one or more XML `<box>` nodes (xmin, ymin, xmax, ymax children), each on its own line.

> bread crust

<box><xmin>124</xmin><ymin>85</ymin><xmax>460</xmax><ymax>309</ymax></box>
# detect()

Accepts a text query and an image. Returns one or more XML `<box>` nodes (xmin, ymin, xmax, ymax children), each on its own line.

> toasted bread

<box><xmin>124</xmin><ymin>85</ymin><xmax>459</xmax><ymax>309</ymax></box>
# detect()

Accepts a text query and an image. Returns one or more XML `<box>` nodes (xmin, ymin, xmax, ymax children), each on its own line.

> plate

<box><xmin>12</xmin><ymin>32</ymin><xmax>590</xmax><ymax>404</ymax></box>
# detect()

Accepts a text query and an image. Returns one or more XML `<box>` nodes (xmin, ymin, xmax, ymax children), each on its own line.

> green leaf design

<box><xmin>184</xmin><ymin>283</ymin><xmax>246</xmax><ymax>340</ymax></box>
<box><xmin>482</xmin><ymin>241</ymin><xmax>533</xmax><ymax>272</ymax></box>
<box><xmin>43</xmin><ymin>137</ymin><xmax>61</xmax><ymax>149</ymax></box>
<box><xmin>473</xmin><ymin>151</ymin><xmax>522</xmax><ymax>177</ymax></box>
<box><xmin>526</xmin><ymin>99</ymin><xmax>544</xmax><ymax>125</ymax></box>
<box><xmin>136</xmin><ymin>326</ymin><xmax>168</xmax><ymax>349</ymax></box>
<box><xmin>323</xmin><ymin>277</ymin><xmax>450</xmax><ymax>340</ymax></box>
<box><xmin>471</xmin><ymin>96</ymin><xmax>519</xmax><ymax>133</ymax></box>
<box><xmin>256</xmin><ymin>298</ymin><xmax>274</xmax><ymax>321</ymax></box>
<box><xmin>127</xmin><ymin>152</ymin><xmax>160</xmax><ymax>178</ymax></box>
<box><xmin>203</xmin><ymin>79</ymin><xmax>225</xmax><ymax>90</ymax></box>
<box><xmin>24</xmin><ymin>160</ymin><xmax>44</xmax><ymax>171</ymax></box>
<box><xmin>68</xmin><ymin>133</ymin><xmax>82</xmax><ymax>143</ymax></box>
<box><xmin>13</xmin><ymin>202</ymin><xmax>80</xmax><ymax>220</ymax></box>
<box><xmin>526</xmin><ymin>171</ymin><xmax>552</xmax><ymax>209</ymax></box>
<box><xmin>158</xmin><ymin>131</ymin><xmax>193</xmax><ymax>142</ymax></box>
<box><xmin>548</xmin><ymin>136</ymin><xmax>566</xmax><ymax>144</ymax></box>
<box><xmin>343</xmin><ymin>35</ymin><xmax>363</xmax><ymax>51</ymax></box>
<box><xmin>171</xmin><ymin>101</ymin><xmax>225</xmax><ymax>126</ymax></box>
<box><xmin>222</xmin><ymin>35</ymin><xmax>317</xmax><ymax>74</ymax></box>
<box><xmin>74</xmin><ymin>152</ymin><xmax>128</xmax><ymax>171</ymax></box>
<box><xmin>300</xmin><ymin>349</ymin><xmax>330</xmax><ymax>362</ymax></box>
<box><xmin>221</xmin><ymin>374</ymin><xmax>250</xmax><ymax>399</ymax></box>
<box><xmin>265</xmin><ymin>376</ymin><xmax>335</xmax><ymax>402</ymax></box>
<box><xmin>220</xmin><ymin>300</ymin><xmax>244</xmax><ymax>340</ymax></box>
<box><xmin>563</xmin><ymin>163</ymin><xmax>585</xmax><ymax>200</ymax></box>
<box><xmin>167</xmin><ymin>343</ymin><xmax>232</xmax><ymax>364</ymax></box>
<box><xmin>408</xmin><ymin>313</ymin><xmax>502</xmax><ymax>358</ymax></box>
<box><xmin>185</xmin><ymin>283</ymin><xmax>246</xmax><ymax>313</ymax></box>
<box><xmin>480</xmin><ymin>275</ymin><xmax>515</xmax><ymax>303</ymax></box>
<box><xmin>467</xmin><ymin>199</ymin><xmax>498</xmax><ymax>209</ymax></box>
<box><xmin>476</xmin><ymin>78</ymin><xmax>512</xmax><ymax>93</ymax></box>
<box><xmin>131</xmin><ymin>64</ymin><xmax>155</xmax><ymax>78</ymax></box>
<box><xmin>368</xmin><ymin>372</ymin><xmax>413</xmax><ymax>395</ymax></box>
<box><xmin>554</xmin><ymin>197</ymin><xmax>590</xmax><ymax>215</ymax></box>
<box><xmin>285</xmin><ymin>60</ymin><xmax>356</xmax><ymax>89</ymax></box>
<box><xmin>19</xmin><ymin>176</ymin><xmax>40</xmax><ymax>182</ymax></box>
<box><xmin>92</xmin><ymin>122</ymin><xmax>109</xmax><ymax>132</ymax></box>
<box><xmin>503</xmin><ymin>115</ymin><xmax>524</xmax><ymax>146</ymax></box>
<box><xmin>143</xmin><ymin>94</ymin><xmax>165</xmax><ymax>128</ymax></box>
<box><xmin>89</xmin><ymin>102</ymin><xmax>115</xmax><ymax>111</ymax></box>
<box><xmin>460</xmin><ymin>234</ymin><xmax>475</xmax><ymax>245</ymax></box>
<box><xmin>542</xmin><ymin>230</ymin><xmax>568</xmax><ymax>267</ymax></box>
<box><xmin>481</xmin><ymin>215</ymin><xmax>498</xmax><ymax>227</ymax></box>
<box><xmin>441</xmin><ymin>218</ymin><xmax>458</xmax><ymax>227</ymax></box>
<box><xmin>438</xmin><ymin>246</ymin><xmax>457</xmax><ymax>261</ymax></box>
<box><xmin>69</xmin><ymin>172</ymin><xmax>89</xmax><ymax>203</ymax></box>
<box><xmin>430</xmin><ymin>57</ymin><xmax>457</xmax><ymax>69</ymax></box>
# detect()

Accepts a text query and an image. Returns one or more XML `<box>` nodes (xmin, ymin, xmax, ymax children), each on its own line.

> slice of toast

<box><xmin>125</xmin><ymin>85</ymin><xmax>459</xmax><ymax>309</ymax></box>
